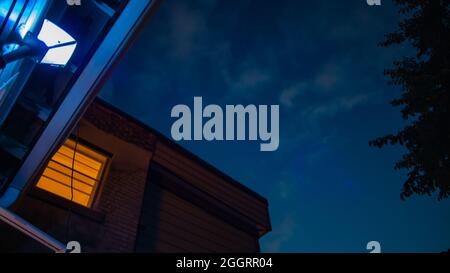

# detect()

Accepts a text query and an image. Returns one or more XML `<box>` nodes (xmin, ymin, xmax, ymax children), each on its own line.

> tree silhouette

<box><xmin>370</xmin><ymin>0</ymin><xmax>450</xmax><ymax>200</ymax></box>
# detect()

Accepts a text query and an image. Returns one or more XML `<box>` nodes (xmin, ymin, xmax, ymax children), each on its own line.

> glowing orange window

<box><xmin>36</xmin><ymin>139</ymin><xmax>108</xmax><ymax>207</ymax></box>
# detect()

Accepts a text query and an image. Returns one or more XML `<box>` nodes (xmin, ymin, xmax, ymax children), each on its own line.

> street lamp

<box><xmin>0</xmin><ymin>19</ymin><xmax>77</xmax><ymax>69</ymax></box>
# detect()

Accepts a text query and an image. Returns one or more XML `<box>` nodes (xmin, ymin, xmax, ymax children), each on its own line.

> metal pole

<box><xmin>0</xmin><ymin>207</ymin><xmax>66</xmax><ymax>253</ymax></box>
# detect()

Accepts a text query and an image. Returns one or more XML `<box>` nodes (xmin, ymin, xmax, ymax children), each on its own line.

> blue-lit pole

<box><xmin>0</xmin><ymin>34</ymin><xmax>47</xmax><ymax>69</ymax></box>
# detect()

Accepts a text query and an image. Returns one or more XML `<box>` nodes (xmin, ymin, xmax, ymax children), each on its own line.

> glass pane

<box><xmin>35</xmin><ymin>139</ymin><xmax>107</xmax><ymax>207</ymax></box>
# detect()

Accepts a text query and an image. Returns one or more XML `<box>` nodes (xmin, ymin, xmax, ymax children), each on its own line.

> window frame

<box><xmin>33</xmin><ymin>136</ymin><xmax>111</xmax><ymax>209</ymax></box>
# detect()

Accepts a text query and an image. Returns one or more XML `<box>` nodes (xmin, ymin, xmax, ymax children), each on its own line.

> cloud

<box><xmin>226</xmin><ymin>67</ymin><xmax>272</xmax><ymax>96</ymax></box>
<box><xmin>279</xmin><ymin>83</ymin><xmax>305</xmax><ymax>108</ymax></box>
<box><xmin>168</xmin><ymin>3</ymin><xmax>208</xmax><ymax>59</ymax></box>
<box><xmin>302</xmin><ymin>92</ymin><xmax>373</xmax><ymax>120</ymax></box>
<box><xmin>219</xmin><ymin>56</ymin><xmax>274</xmax><ymax>101</ymax></box>
<box><xmin>279</xmin><ymin>58</ymin><xmax>374</xmax><ymax>118</ymax></box>
<box><xmin>236</xmin><ymin>69</ymin><xmax>271</xmax><ymax>89</ymax></box>
<box><xmin>263</xmin><ymin>214</ymin><xmax>296</xmax><ymax>252</ymax></box>
<box><xmin>314</xmin><ymin>63</ymin><xmax>341</xmax><ymax>90</ymax></box>
<box><xmin>279</xmin><ymin>62</ymin><xmax>345</xmax><ymax>109</ymax></box>
<box><xmin>163</xmin><ymin>0</ymin><xmax>221</xmax><ymax>62</ymax></box>
<box><xmin>278</xmin><ymin>58</ymin><xmax>376</xmax><ymax>151</ymax></box>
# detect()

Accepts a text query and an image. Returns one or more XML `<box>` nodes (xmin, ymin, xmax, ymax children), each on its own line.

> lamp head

<box><xmin>0</xmin><ymin>19</ymin><xmax>77</xmax><ymax>69</ymax></box>
<box><xmin>37</xmin><ymin>19</ymin><xmax>77</xmax><ymax>66</ymax></box>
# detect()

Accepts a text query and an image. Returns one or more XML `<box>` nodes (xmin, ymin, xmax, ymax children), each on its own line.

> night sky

<box><xmin>100</xmin><ymin>0</ymin><xmax>450</xmax><ymax>252</ymax></box>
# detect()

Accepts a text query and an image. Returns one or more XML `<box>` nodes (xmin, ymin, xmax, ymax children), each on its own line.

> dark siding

<box><xmin>136</xmin><ymin>169</ymin><xmax>260</xmax><ymax>253</ymax></box>
<box><xmin>153</xmin><ymin>142</ymin><xmax>270</xmax><ymax>234</ymax></box>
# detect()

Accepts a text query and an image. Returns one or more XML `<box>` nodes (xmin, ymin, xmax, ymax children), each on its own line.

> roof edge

<box><xmin>92</xmin><ymin>97</ymin><xmax>269</xmax><ymax>206</ymax></box>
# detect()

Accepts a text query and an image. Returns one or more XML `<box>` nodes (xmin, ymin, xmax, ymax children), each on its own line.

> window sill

<box><xmin>27</xmin><ymin>188</ymin><xmax>105</xmax><ymax>223</ymax></box>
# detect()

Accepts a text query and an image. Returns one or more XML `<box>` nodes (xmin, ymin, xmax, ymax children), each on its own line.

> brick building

<box><xmin>0</xmin><ymin>0</ymin><xmax>271</xmax><ymax>253</ymax></box>
<box><xmin>0</xmin><ymin>99</ymin><xmax>271</xmax><ymax>252</ymax></box>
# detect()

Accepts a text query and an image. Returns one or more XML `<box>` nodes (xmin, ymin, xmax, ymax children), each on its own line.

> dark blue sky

<box><xmin>100</xmin><ymin>0</ymin><xmax>450</xmax><ymax>252</ymax></box>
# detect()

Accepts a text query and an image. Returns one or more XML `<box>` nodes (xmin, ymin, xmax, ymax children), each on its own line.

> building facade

<box><xmin>0</xmin><ymin>99</ymin><xmax>271</xmax><ymax>252</ymax></box>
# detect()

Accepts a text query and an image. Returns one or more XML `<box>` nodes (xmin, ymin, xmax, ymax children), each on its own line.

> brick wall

<box><xmin>95</xmin><ymin>166</ymin><xmax>149</xmax><ymax>252</ymax></box>
<box><xmin>6</xmin><ymin>112</ymin><xmax>154</xmax><ymax>252</ymax></box>
<box><xmin>1</xmin><ymin>100</ymin><xmax>270</xmax><ymax>253</ymax></box>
